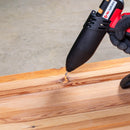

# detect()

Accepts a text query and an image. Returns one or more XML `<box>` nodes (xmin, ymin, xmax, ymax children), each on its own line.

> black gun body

<box><xmin>66</xmin><ymin>11</ymin><xmax>107</xmax><ymax>72</ymax></box>
<box><xmin>66</xmin><ymin>0</ymin><xmax>124</xmax><ymax>72</ymax></box>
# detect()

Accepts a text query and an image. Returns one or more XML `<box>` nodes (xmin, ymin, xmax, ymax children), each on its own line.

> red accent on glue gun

<box><xmin>110</xmin><ymin>9</ymin><xmax>122</xmax><ymax>28</ymax></box>
<box><xmin>110</xmin><ymin>9</ymin><xmax>130</xmax><ymax>33</ymax></box>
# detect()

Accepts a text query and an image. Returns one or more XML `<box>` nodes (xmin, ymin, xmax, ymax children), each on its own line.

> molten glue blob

<box><xmin>63</xmin><ymin>72</ymin><xmax>70</xmax><ymax>83</ymax></box>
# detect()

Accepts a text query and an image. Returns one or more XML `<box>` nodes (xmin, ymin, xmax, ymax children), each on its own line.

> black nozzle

<box><xmin>66</xmin><ymin>10</ymin><xmax>110</xmax><ymax>72</ymax></box>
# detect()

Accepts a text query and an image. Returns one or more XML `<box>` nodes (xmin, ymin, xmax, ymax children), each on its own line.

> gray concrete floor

<box><xmin>0</xmin><ymin>0</ymin><xmax>130</xmax><ymax>76</ymax></box>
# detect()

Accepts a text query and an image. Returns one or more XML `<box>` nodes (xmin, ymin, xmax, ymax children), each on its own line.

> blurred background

<box><xmin>0</xmin><ymin>0</ymin><xmax>129</xmax><ymax>76</ymax></box>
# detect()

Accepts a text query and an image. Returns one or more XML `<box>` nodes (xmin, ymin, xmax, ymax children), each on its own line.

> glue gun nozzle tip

<box><xmin>64</xmin><ymin>71</ymin><xmax>70</xmax><ymax>83</ymax></box>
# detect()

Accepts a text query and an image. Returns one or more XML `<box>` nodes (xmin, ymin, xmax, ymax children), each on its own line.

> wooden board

<box><xmin>0</xmin><ymin>57</ymin><xmax>130</xmax><ymax>130</ymax></box>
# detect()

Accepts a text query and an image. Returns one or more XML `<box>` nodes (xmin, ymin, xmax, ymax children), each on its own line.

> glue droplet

<box><xmin>63</xmin><ymin>72</ymin><xmax>70</xmax><ymax>83</ymax></box>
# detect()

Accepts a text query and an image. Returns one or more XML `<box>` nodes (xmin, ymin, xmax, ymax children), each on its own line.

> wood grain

<box><xmin>0</xmin><ymin>57</ymin><xmax>130</xmax><ymax>130</ymax></box>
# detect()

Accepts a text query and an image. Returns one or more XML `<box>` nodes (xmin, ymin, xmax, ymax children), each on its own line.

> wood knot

<box><xmin>31</xmin><ymin>125</ymin><xmax>36</xmax><ymax>128</ymax></box>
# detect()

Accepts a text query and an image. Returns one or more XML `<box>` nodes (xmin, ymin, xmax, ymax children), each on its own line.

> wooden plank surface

<box><xmin>0</xmin><ymin>57</ymin><xmax>130</xmax><ymax>130</ymax></box>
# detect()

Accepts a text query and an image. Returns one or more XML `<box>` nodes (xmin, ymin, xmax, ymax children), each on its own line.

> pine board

<box><xmin>0</xmin><ymin>57</ymin><xmax>130</xmax><ymax>130</ymax></box>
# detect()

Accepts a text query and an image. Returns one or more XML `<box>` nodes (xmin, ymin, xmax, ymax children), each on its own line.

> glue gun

<box><xmin>66</xmin><ymin>0</ymin><xmax>130</xmax><ymax>72</ymax></box>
